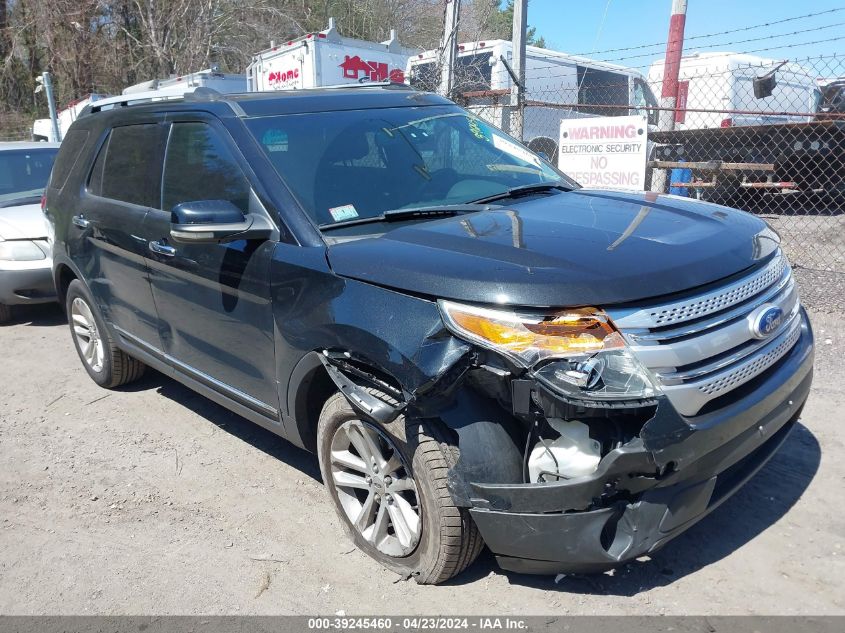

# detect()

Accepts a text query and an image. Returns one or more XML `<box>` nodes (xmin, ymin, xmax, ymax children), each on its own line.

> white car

<box><xmin>0</xmin><ymin>142</ymin><xmax>60</xmax><ymax>323</ymax></box>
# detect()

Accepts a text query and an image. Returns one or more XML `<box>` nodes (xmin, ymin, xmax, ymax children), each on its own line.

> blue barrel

<box><xmin>669</xmin><ymin>160</ymin><xmax>692</xmax><ymax>197</ymax></box>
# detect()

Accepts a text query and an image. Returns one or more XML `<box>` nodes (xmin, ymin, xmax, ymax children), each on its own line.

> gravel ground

<box><xmin>0</xmin><ymin>303</ymin><xmax>843</xmax><ymax>616</ymax></box>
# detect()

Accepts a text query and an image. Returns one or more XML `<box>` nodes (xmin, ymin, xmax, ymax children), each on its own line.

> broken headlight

<box><xmin>438</xmin><ymin>300</ymin><xmax>658</xmax><ymax>401</ymax></box>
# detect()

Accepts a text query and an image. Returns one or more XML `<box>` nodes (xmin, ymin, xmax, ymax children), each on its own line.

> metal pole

<box><xmin>652</xmin><ymin>0</ymin><xmax>687</xmax><ymax>192</ymax></box>
<box><xmin>438</xmin><ymin>0</ymin><xmax>461</xmax><ymax>98</ymax></box>
<box><xmin>42</xmin><ymin>72</ymin><xmax>62</xmax><ymax>143</ymax></box>
<box><xmin>658</xmin><ymin>0</ymin><xmax>687</xmax><ymax>131</ymax></box>
<box><xmin>510</xmin><ymin>0</ymin><xmax>527</xmax><ymax>141</ymax></box>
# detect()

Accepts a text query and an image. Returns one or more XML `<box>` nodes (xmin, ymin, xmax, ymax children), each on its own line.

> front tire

<box><xmin>0</xmin><ymin>303</ymin><xmax>11</xmax><ymax>324</ymax></box>
<box><xmin>66</xmin><ymin>279</ymin><xmax>145</xmax><ymax>388</ymax></box>
<box><xmin>317</xmin><ymin>391</ymin><xmax>483</xmax><ymax>584</ymax></box>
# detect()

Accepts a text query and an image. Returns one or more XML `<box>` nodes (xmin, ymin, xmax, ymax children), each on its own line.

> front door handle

<box><xmin>148</xmin><ymin>240</ymin><xmax>176</xmax><ymax>257</ymax></box>
<box><xmin>72</xmin><ymin>214</ymin><xmax>90</xmax><ymax>229</ymax></box>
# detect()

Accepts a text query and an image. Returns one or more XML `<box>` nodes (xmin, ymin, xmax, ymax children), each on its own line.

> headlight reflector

<box><xmin>438</xmin><ymin>300</ymin><xmax>658</xmax><ymax>401</ymax></box>
<box><xmin>439</xmin><ymin>300</ymin><xmax>623</xmax><ymax>366</ymax></box>
<box><xmin>0</xmin><ymin>239</ymin><xmax>47</xmax><ymax>261</ymax></box>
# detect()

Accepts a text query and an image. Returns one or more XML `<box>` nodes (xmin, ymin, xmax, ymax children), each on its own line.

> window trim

<box><xmin>152</xmin><ymin>113</ymin><xmax>282</xmax><ymax>239</ymax></box>
<box><xmin>160</xmin><ymin>119</ymin><xmax>253</xmax><ymax>215</ymax></box>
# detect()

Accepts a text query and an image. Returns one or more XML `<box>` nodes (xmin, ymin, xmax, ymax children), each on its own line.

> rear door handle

<box><xmin>148</xmin><ymin>240</ymin><xmax>176</xmax><ymax>257</ymax></box>
<box><xmin>72</xmin><ymin>214</ymin><xmax>90</xmax><ymax>229</ymax></box>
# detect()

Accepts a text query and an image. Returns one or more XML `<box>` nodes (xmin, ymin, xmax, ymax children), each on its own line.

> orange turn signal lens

<box><xmin>439</xmin><ymin>301</ymin><xmax>623</xmax><ymax>366</ymax></box>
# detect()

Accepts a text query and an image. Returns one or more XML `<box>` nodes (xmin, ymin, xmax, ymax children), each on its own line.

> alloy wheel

<box><xmin>70</xmin><ymin>297</ymin><xmax>105</xmax><ymax>373</ymax></box>
<box><xmin>329</xmin><ymin>420</ymin><xmax>421</xmax><ymax>557</ymax></box>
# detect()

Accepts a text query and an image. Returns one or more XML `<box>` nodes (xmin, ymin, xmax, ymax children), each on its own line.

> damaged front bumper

<box><xmin>466</xmin><ymin>316</ymin><xmax>814</xmax><ymax>575</ymax></box>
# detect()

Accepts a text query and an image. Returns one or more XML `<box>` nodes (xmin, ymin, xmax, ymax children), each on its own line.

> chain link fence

<box><xmin>411</xmin><ymin>51</ymin><xmax>845</xmax><ymax>311</ymax></box>
<box><xmin>0</xmin><ymin>111</ymin><xmax>34</xmax><ymax>142</ymax></box>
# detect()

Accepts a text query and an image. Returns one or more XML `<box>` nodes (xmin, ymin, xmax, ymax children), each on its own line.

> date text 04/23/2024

<box><xmin>307</xmin><ymin>617</ymin><xmax>528</xmax><ymax>630</ymax></box>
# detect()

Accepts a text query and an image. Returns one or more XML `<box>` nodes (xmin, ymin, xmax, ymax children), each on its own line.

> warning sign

<box><xmin>558</xmin><ymin>115</ymin><xmax>648</xmax><ymax>191</ymax></box>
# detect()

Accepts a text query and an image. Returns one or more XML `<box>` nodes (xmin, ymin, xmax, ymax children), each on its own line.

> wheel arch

<box><xmin>286</xmin><ymin>351</ymin><xmax>340</xmax><ymax>453</ymax></box>
<box><xmin>53</xmin><ymin>258</ymin><xmax>82</xmax><ymax>307</ymax></box>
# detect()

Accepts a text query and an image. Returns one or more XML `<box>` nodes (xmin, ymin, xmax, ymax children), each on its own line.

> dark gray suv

<box><xmin>45</xmin><ymin>85</ymin><xmax>814</xmax><ymax>583</ymax></box>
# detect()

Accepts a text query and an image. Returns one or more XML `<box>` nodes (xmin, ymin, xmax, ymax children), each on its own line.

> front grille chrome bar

<box><xmin>660</xmin><ymin>317</ymin><xmax>802</xmax><ymax>416</ymax></box>
<box><xmin>611</xmin><ymin>254</ymin><xmax>788</xmax><ymax>330</ymax></box>
<box><xmin>608</xmin><ymin>251</ymin><xmax>802</xmax><ymax>417</ymax></box>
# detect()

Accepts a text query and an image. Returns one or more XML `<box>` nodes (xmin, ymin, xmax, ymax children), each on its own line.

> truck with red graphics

<box><xmin>247</xmin><ymin>18</ymin><xmax>418</xmax><ymax>92</ymax></box>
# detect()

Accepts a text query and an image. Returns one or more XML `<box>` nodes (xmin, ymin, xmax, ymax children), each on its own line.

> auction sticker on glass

<box><xmin>558</xmin><ymin>115</ymin><xmax>648</xmax><ymax>190</ymax></box>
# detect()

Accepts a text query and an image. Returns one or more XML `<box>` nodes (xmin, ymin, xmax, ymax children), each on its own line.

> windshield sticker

<box><xmin>467</xmin><ymin>117</ymin><xmax>489</xmax><ymax>141</ymax></box>
<box><xmin>491</xmin><ymin>134</ymin><xmax>543</xmax><ymax>168</ymax></box>
<box><xmin>262</xmin><ymin>129</ymin><xmax>289</xmax><ymax>152</ymax></box>
<box><xmin>328</xmin><ymin>204</ymin><xmax>359</xmax><ymax>222</ymax></box>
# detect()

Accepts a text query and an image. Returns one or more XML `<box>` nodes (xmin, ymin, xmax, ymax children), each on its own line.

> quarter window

<box><xmin>161</xmin><ymin>122</ymin><xmax>251</xmax><ymax>213</ymax></box>
<box><xmin>49</xmin><ymin>129</ymin><xmax>89</xmax><ymax>191</ymax></box>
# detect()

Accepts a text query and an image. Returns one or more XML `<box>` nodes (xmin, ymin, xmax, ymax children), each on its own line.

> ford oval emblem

<box><xmin>750</xmin><ymin>305</ymin><xmax>784</xmax><ymax>339</ymax></box>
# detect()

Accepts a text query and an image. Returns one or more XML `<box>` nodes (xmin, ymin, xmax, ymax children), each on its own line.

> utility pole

<box><xmin>510</xmin><ymin>0</ymin><xmax>527</xmax><ymax>141</ymax></box>
<box><xmin>438</xmin><ymin>0</ymin><xmax>461</xmax><ymax>98</ymax></box>
<box><xmin>652</xmin><ymin>0</ymin><xmax>687</xmax><ymax>192</ymax></box>
<box><xmin>658</xmin><ymin>0</ymin><xmax>687</xmax><ymax>131</ymax></box>
<box><xmin>35</xmin><ymin>72</ymin><xmax>61</xmax><ymax>143</ymax></box>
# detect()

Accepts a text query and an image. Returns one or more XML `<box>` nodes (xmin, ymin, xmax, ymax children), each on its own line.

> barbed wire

<box><xmin>596</xmin><ymin>21</ymin><xmax>845</xmax><ymax>64</ymax></box>
<box><xmin>573</xmin><ymin>7</ymin><xmax>845</xmax><ymax>57</ymax></box>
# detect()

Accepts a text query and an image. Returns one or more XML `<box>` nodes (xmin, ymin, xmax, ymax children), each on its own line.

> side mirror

<box><xmin>169</xmin><ymin>200</ymin><xmax>273</xmax><ymax>244</ymax></box>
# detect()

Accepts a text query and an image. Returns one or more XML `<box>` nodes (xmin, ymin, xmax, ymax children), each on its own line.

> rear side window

<box><xmin>161</xmin><ymin>122</ymin><xmax>251</xmax><ymax>213</ymax></box>
<box><xmin>49</xmin><ymin>129</ymin><xmax>89</xmax><ymax>190</ymax></box>
<box><xmin>87</xmin><ymin>124</ymin><xmax>165</xmax><ymax>207</ymax></box>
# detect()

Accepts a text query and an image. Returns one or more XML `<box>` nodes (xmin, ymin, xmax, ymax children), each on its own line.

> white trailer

<box><xmin>122</xmin><ymin>67</ymin><xmax>246</xmax><ymax>95</ymax></box>
<box><xmin>33</xmin><ymin>68</ymin><xmax>246</xmax><ymax>143</ymax></box>
<box><xmin>407</xmin><ymin>40</ymin><xmax>659</xmax><ymax>162</ymax></box>
<box><xmin>247</xmin><ymin>18</ymin><xmax>418</xmax><ymax>91</ymax></box>
<box><xmin>32</xmin><ymin>94</ymin><xmax>109</xmax><ymax>142</ymax></box>
<box><xmin>647</xmin><ymin>52</ymin><xmax>820</xmax><ymax>129</ymax></box>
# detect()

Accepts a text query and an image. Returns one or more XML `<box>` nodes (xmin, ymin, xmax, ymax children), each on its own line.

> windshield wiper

<box><xmin>319</xmin><ymin>204</ymin><xmax>495</xmax><ymax>231</ymax></box>
<box><xmin>470</xmin><ymin>182</ymin><xmax>573</xmax><ymax>205</ymax></box>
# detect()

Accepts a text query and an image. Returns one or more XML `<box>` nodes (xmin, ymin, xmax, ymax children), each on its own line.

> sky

<box><xmin>525</xmin><ymin>0</ymin><xmax>845</xmax><ymax>69</ymax></box>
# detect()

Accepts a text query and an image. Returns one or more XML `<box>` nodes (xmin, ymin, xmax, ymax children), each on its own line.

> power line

<box><xmin>572</xmin><ymin>7</ymin><xmax>845</xmax><ymax>57</ymax></box>
<box><xmin>597</xmin><ymin>20</ymin><xmax>845</xmax><ymax>64</ymax></box>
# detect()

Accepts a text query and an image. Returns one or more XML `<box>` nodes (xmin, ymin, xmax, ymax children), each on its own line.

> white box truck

<box><xmin>122</xmin><ymin>67</ymin><xmax>246</xmax><ymax>95</ymax></box>
<box><xmin>407</xmin><ymin>40</ymin><xmax>659</xmax><ymax>163</ymax></box>
<box><xmin>33</xmin><ymin>68</ymin><xmax>246</xmax><ymax>142</ymax></box>
<box><xmin>647</xmin><ymin>52</ymin><xmax>820</xmax><ymax>129</ymax></box>
<box><xmin>247</xmin><ymin>18</ymin><xmax>418</xmax><ymax>91</ymax></box>
<box><xmin>646</xmin><ymin>54</ymin><xmax>842</xmax><ymax>205</ymax></box>
<box><xmin>32</xmin><ymin>94</ymin><xmax>110</xmax><ymax>142</ymax></box>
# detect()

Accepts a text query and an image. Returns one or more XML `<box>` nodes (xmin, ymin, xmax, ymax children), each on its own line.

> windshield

<box><xmin>0</xmin><ymin>148</ymin><xmax>58</xmax><ymax>207</ymax></box>
<box><xmin>245</xmin><ymin>105</ymin><xmax>574</xmax><ymax>229</ymax></box>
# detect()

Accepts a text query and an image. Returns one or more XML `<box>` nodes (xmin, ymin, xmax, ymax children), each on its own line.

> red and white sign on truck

<box><xmin>247</xmin><ymin>17</ymin><xmax>418</xmax><ymax>92</ymax></box>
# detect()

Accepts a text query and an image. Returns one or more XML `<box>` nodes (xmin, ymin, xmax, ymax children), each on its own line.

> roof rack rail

<box><xmin>80</xmin><ymin>87</ymin><xmax>197</xmax><ymax>116</ymax></box>
<box><xmin>80</xmin><ymin>85</ymin><xmax>233</xmax><ymax>116</ymax></box>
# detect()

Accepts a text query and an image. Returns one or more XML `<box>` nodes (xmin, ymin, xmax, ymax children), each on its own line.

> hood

<box><xmin>0</xmin><ymin>203</ymin><xmax>50</xmax><ymax>241</ymax></box>
<box><xmin>326</xmin><ymin>190</ymin><xmax>779</xmax><ymax>308</ymax></box>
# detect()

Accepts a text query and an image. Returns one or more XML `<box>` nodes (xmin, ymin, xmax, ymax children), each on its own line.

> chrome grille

<box><xmin>696</xmin><ymin>322</ymin><xmax>801</xmax><ymax>397</ymax></box>
<box><xmin>607</xmin><ymin>252</ymin><xmax>802</xmax><ymax>417</ymax></box>
<box><xmin>613</xmin><ymin>255</ymin><xmax>788</xmax><ymax>329</ymax></box>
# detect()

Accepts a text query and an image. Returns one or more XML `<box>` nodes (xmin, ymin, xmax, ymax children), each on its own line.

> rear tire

<box><xmin>65</xmin><ymin>279</ymin><xmax>145</xmax><ymax>388</ymax></box>
<box><xmin>317</xmin><ymin>390</ymin><xmax>483</xmax><ymax>584</ymax></box>
<box><xmin>0</xmin><ymin>303</ymin><xmax>11</xmax><ymax>324</ymax></box>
